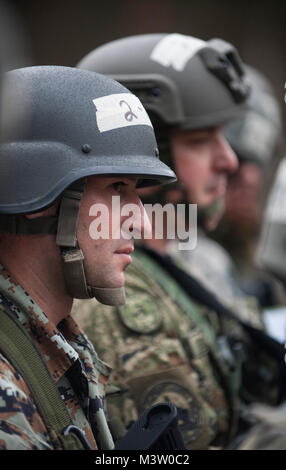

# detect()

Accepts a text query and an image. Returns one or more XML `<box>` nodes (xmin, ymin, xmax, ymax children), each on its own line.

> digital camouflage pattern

<box><xmin>73</xmin><ymin>247</ymin><xmax>280</xmax><ymax>449</ymax></box>
<box><xmin>0</xmin><ymin>264</ymin><xmax>114</xmax><ymax>450</ymax></box>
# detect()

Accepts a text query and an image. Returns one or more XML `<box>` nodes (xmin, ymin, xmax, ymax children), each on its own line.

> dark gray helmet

<box><xmin>0</xmin><ymin>66</ymin><xmax>175</xmax><ymax>215</ymax></box>
<box><xmin>0</xmin><ymin>66</ymin><xmax>176</xmax><ymax>305</ymax></box>
<box><xmin>224</xmin><ymin>65</ymin><xmax>282</xmax><ymax>167</ymax></box>
<box><xmin>257</xmin><ymin>158</ymin><xmax>286</xmax><ymax>286</ymax></box>
<box><xmin>77</xmin><ymin>33</ymin><xmax>250</xmax><ymax>137</ymax></box>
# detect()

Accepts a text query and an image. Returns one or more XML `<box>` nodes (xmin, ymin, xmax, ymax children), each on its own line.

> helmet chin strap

<box><xmin>56</xmin><ymin>178</ymin><xmax>126</xmax><ymax>306</ymax></box>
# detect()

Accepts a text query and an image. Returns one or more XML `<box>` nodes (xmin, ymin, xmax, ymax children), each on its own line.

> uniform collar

<box><xmin>0</xmin><ymin>264</ymin><xmax>111</xmax><ymax>383</ymax></box>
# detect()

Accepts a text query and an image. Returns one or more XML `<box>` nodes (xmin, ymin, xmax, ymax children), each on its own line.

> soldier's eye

<box><xmin>112</xmin><ymin>181</ymin><xmax>127</xmax><ymax>192</ymax></box>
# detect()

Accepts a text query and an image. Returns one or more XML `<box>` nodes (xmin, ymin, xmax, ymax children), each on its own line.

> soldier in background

<box><xmin>168</xmin><ymin>65</ymin><xmax>284</xmax><ymax>320</ymax></box>
<box><xmin>237</xmin><ymin>157</ymin><xmax>286</xmax><ymax>450</ymax></box>
<box><xmin>211</xmin><ymin>66</ymin><xmax>285</xmax><ymax>309</ymax></box>
<box><xmin>73</xmin><ymin>34</ymin><xmax>283</xmax><ymax>449</ymax></box>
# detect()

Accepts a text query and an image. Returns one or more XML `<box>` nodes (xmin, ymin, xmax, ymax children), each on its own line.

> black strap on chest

<box><xmin>141</xmin><ymin>246</ymin><xmax>286</xmax><ymax>403</ymax></box>
<box><xmin>0</xmin><ymin>306</ymin><xmax>92</xmax><ymax>450</ymax></box>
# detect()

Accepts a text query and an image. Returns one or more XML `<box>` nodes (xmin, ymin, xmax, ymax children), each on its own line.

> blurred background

<box><xmin>6</xmin><ymin>1</ymin><xmax>286</xmax><ymax>102</ymax></box>
<box><xmin>5</xmin><ymin>0</ymin><xmax>285</xmax><ymax>150</ymax></box>
<box><xmin>2</xmin><ymin>0</ymin><xmax>284</xmax><ymax>119</ymax></box>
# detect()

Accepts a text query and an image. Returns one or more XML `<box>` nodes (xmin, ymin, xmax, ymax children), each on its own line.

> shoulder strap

<box><xmin>0</xmin><ymin>306</ymin><xmax>89</xmax><ymax>450</ymax></box>
<box><xmin>141</xmin><ymin>246</ymin><xmax>286</xmax><ymax>403</ymax></box>
<box><xmin>134</xmin><ymin>247</ymin><xmax>241</xmax><ymax>443</ymax></box>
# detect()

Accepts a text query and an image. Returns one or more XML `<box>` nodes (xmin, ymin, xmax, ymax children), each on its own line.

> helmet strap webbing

<box><xmin>0</xmin><ymin>179</ymin><xmax>126</xmax><ymax>306</ymax></box>
<box><xmin>61</xmin><ymin>248</ymin><xmax>125</xmax><ymax>304</ymax></box>
<box><xmin>56</xmin><ymin>179</ymin><xmax>90</xmax><ymax>299</ymax></box>
<box><xmin>56</xmin><ymin>179</ymin><xmax>126</xmax><ymax>306</ymax></box>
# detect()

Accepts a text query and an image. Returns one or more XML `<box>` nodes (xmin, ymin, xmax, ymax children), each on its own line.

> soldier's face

<box><xmin>224</xmin><ymin>161</ymin><xmax>263</xmax><ymax>231</ymax></box>
<box><xmin>171</xmin><ymin>126</ymin><xmax>238</xmax><ymax>208</ymax></box>
<box><xmin>77</xmin><ymin>175</ymin><xmax>151</xmax><ymax>289</ymax></box>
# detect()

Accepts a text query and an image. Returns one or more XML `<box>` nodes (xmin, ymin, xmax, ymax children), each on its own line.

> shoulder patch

<box><xmin>117</xmin><ymin>294</ymin><xmax>163</xmax><ymax>334</ymax></box>
<box><xmin>139</xmin><ymin>380</ymin><xmax>204</xmax><ymax>445</ymax></box>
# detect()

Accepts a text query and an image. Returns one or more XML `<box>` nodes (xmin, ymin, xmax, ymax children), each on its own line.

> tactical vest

<box><xmin>132</xmin><ymin>247</ymin><xmax>243</xmax><ymax>442</ymax></box>
<box><xmin>140</xmin><ymin>246</ymin><xmax>286</xmax><ymax>406</ymax></box>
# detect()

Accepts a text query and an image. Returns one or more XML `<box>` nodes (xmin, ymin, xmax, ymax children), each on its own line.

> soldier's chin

<box><xmin>198</xmin><ymin>193</ymin><xmax>219</xmax><ymax>208</ymax></box>
<box><xmin>111</xmin><ymin>267</ymin><xmax>128</xmax><ymax>288</ymax></box>
<box><xmin>117</xmin><ymin>272</ymin><xmax>126</xmax><ymax>288</ymax></box>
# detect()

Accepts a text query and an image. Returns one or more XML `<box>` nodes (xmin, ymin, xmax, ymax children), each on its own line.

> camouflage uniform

<box><xmin>0</xmin><ymin>264</ymin><xmax>114</xmax><ymax>450</ymax></box>
<box><xmin>73</xmin><ymin>247</ymin><xmax>280</xmax><ymax>449</ymax></box>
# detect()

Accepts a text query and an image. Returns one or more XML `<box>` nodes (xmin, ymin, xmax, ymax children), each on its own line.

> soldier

<box><xmin>258</xmin><ymin>157</ymin><xmax>286</xmax><ymax>291</ymax></box>
<box><xmin>74</xmin><ymin>34</ymin><xmax>284</xmax><ymax>450</ymax></box>
<box><xmin>236</xmin><ymin>157</ymin><xmax>286</xmax><ymax>450</ymax></box>
<box><xmin>77</xmin><ymin>35</ymin><xmax>263</xmax><ymax>326</ymax></box>
<box><xmin>167</xmin><ymin>65</ymin><xmax>284</xmax><ymax>320</ymax></box>
<box><xmin>0</xmin><ymin>65</ymin><xmax>175</xmax><ymax>449</ymax></box>
<box><xmin>211</xmin><ymin>66</ymin><xmax>284</xmax><ymax>309</ymax></box>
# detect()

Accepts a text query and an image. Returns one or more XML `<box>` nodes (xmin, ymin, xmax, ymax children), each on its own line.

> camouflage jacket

<box><xmin>73</xmin><ymin>247</ymin><xmax>280</xmax><ymax>449</ymax></box>
<box><xmin>0</xmin><ymin>264</ymin><xmax>114</xmax><ymax>450</ymax></box>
